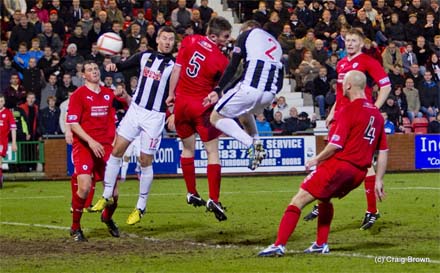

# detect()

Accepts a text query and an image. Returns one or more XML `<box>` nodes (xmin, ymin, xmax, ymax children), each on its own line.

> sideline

<box><xmin>0</xmin><ymin>221</ymin><xmax>439</xmax><ymax>264</ymax></box>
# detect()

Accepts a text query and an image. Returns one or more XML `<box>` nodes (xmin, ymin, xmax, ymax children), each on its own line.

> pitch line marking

<box><xmin>1</xmin><ymin>187</ymin><xmax>439</xmax><ymax>200</ymax></box>
<box><xmin>1</xmin><ymin>221</ymin><xmax>439</xmax><ymax>264</ymax></box>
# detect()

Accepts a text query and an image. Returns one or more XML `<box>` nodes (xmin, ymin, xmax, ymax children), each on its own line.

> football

<box><xmin>97</xmin><ymin>32</ymin><xmax>123</xmax><ymax>56</ymax></box>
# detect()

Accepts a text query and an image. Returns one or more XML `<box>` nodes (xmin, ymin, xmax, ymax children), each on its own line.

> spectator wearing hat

<box><xmin>428</xmin><ymin>112</ymin><xmax>440</xmax><ymax>133</ymax></box>
<box><xmin>405</xmin><ymin>13</ymin><xmax>424</xmax><ymax>44</ymax></box>
<box><xmin>49</xmin><ymin>0</ymin><xmax>69</xmax><ymax>21</ymax></box>
<box><xmin>27</xmin><ymin>8</ymin><xmax>43</xmax><ymax>34</ymax></box>
<box><xmin>380</xmin><ymin>94</ymin><xmax>403</xmax><ymax>131</ymax></box>
<box><xmin>48</xmin><ymin>9</ymin><xmax>65</xmax><ymax>41</ymax></box>
<box><xmin>61</xmin><ymin>44</ymin><xmax>84</xmax><ymax>76</ymax></box>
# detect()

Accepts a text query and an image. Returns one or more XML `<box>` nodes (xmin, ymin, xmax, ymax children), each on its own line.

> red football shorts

<box><xmin>301</xmin><ymin>157</ymin><xmax>368</xmax><ymax>201</ymax></box>
<box><xmin>174</xmin><ymin>97</ymin><xmax>222</xmax><ymax>142</ymax></box>
<box><xmin>0</xmin><ymin>139</ymin><xmax>8</xmax><ymax>158</ymax></box>
<box><xmin>72</xmin><ymin>140</ymin><xmax>112</xmax><ymax>182</ymax></box>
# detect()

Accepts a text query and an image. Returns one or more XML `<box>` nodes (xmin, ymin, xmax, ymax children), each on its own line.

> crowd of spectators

<box><xmin>0</xmin><ymin>0</ymin><xmax>439</xmax><ymax>145</ymax></box>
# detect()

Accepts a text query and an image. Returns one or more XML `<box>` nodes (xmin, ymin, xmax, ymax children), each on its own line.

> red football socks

<box><xmin>316</xmin><ymin>202</ymin><xmax>334</xmax><ymax>246</ymax></box>
<box><xmin>364</xmin><ymin>175</ymin><xmax>377</xmax><ymax>214</ymax></box>
<box><xmin>207</xmin><ymin>164</ymin><xmax>221</xmax><ymax>202</ymax></box>
<box><xmin>274</xmin><ymin>205</ymin><xmax>301</xmax><ymax>246</ymax></box>
<box><xmin>84</xmin><ymin>178</ymin><xmax>96</xmax><ymax>209</ymax></box>
<box><xmin>102</xmin><ymin>195</ymin><xmax>118</xmax><ymax>222</ymax></box>
<box><xmin>181</xmin><ymin>157</ymin><xmax>197</xmax><ymax>195</ymax></box>
<box><xmin>71</xmin><ymin>192</ymin><xmax>86</xmax><ymax>231</ymax></box>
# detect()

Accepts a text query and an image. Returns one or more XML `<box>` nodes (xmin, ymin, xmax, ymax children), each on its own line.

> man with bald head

<box><xmin>258</xmin><ymin>70</ymin><xmax>388</xmax><ymax>257</ymax></box>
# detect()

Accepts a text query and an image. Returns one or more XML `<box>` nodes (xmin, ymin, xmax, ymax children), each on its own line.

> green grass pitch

<box><xmin>0</xmin><ymin>172</ymin><xmax>439</xmax><ymax>273</ymax></box>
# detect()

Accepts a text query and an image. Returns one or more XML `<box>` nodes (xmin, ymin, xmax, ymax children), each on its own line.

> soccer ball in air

<box><xmin>97</xmin><ymin>32</ymin><xmax>123</xmax><ymax>56</ymax></box>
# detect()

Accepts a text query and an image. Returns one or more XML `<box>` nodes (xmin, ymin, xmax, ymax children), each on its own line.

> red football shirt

<box><xmin>66</xmin><ymin>86</ymin><xmax>117</xmax><ymax>145</ymax></box>
<box><xmin>175</xmin><ymin>35</ymin><xmax>229</xmax><ymax>100</ymax></box>
<box><xmin>335</xmin><ymin>53</ymin><xmax>391</xmax><ymax>120</ymax></box>
<box><xmin>0</xmin><ymin>108</ymin><xmax>16</xmax><ymax>141</ymax></box>
<box><xmin>329</xmin><ymin>98</ymin><xmax>388</xmax><ymax>169</ymax></box>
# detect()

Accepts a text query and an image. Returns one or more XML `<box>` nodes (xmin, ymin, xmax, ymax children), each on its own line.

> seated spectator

<box><xmin>314</xmin><ymin>9</ymin><xmax>338</xmax><ymax>47</ymax></box>
<box><xmin>61</xmin><ymin>44</ymin><xmax>84</xmax><ymax>76</ymax></box>
<box><xmin>296</xmin><ymin>111</ymin><xmax>315</xmax><ymax>131</ymax></box>
<box><xmin>425</xmin><ymin>53</ymin><xmax>440</xmax><ymax>83</ymax></box>
<box><xmin>404</xmin><ymin>13</ymin><xmax>423</xmax><ymax>45</ymax></box>
<box><xmin>414</xmin><ymin>36</ymin><xmax>432</xmax><ymax>73</ymax></box>
<box><xmin>190</xmin><ymin>9</ymin><xmax>205</xmax><ymax>35</ymax></box>
<box><xmin>402</xmin><ymin>43</ymin><xmax>418</xmax><ymax>74</ymax></box>
<box><xmin>393</xmin><ymin>85</ymin><xmax>408</xmax><ymax>122</ymax></box>
<box><xmin>302</xmin><ymin>29</ymin><xmax>316</xmax><ymax>51</ymax></box>
<box><xmin>288</xmin><ymin>38</ymin><xmax>305</xmax><ymax>77</ymax></box>
<box><xmin>0</xmin><ymin>41</ymin><xmax>13</xmax><ymax>66</ymax></box>
<box><xmin>66</xmin><ymin>0</ymin><xmax>84</xmax><ymax>32</ymax></box>
<box><xmin>388</xmin><ymin>64</ymin><xmax>405</xmax><ymax>87</ymax></box>
<box><xmin>288</xmin><ymin>12</ymin><xmax>307</xmax><ymax>39</ymax></box>
<box><xmin>8</xmin><ymin>14</ymin><xmax>37</xmax><ymax>51</ymax></box>
<box><xmin>110</xmin><ymin>21</ymin><xmax>127</xmax><ymax>49</ymax></box>
<box><xmin>327</xmin><ymin>40</ymin><xmax>345</xmax><ymax>60</ymax></box>
<box><xmin>405</xmin><ymin>63</ymin><xmax>424</xmax><ymax>87</ymax></box>
<box><xmin>381</xmin><ymin>111</ymin><xmax>395</xmax><ymax>134</ymax></box>
<box><xmin>270</xmin><ymin>111</ymin><xmax>286</xmax><ymax>135</ymax></box>
<box><xmin>325</xmin><ymin>79</ymin><xmax>337</xmax><ymax>110</ymax></box>
<box><xmin>273</xmin><ymin>0</ymin><xmax>291</xmax><ymax>24</ymax></box>
<box><xmin>33</xmin><ymin>0</ymin><xmax>48</xmax><ymax>23</ymax></box>
<box><xmin>126</xmin><ymin>23</ymin><xmax>144</xmax><ymax>55</ymax></box>
<box><xmin>97</xmin><ymin>10</ymin><xmax>112</xmax><ymax>33</ymax></box>
<box><xmin>352</xmin><ymin>8</ymin><xmax>375</xmax><ymax>41</ymax></box>
<box><xmin>382</xmin><ymin>41</ymin><xmax>403</xmax><ymax>74</ymax></box>
<box><xmin>380</xmin><ymin>95</ymin><xmax>403</xmax><ymax>132</ymax></box>
<box><xmin>146</xmin><ymin>25</ymin><xmax>158</xmax><ymax>51</ymax></box>
<box><xmin>79</xmin><ymin>9</ymin><xmax>94</xmax><ymax>36</ymax></box>
<box><xmin>312</xmin><ymin>66</ymin><xmax>331</xmax><ymax>119</ymax></box>
<box><xmin>72</xmin><ymin>63</ymin><xmax>85</xmax><ymax>88</ymax></box>
<box><xmin>39</xmin><ymin>96</ymin><xmax>61</xmax><ymax>135</ymax></box>
<box><xmin>3</xmin><ymin>73</ymin><xmax>26</xmax><ymax>109</ymax></box>
<box><xmin>297</xmin><ymin>50</ymin><xmax>321</xmax><ymax>92</ymax></box>
<box><xmin>278</xmin><ymin>24</ymin><xmax>295</xmax><ymax>73</ymax></box>
<box><xmin>255</xmin><ymin>113</ymin><xmax>272</xmax><ymax>136</ymax></box>
<box><xmin>273</xmin><ymin>96</ymin><xmax>290</xmax><ymax>121</ymax></box>
<box><xmin>38</xmin><ymin>22</ymin><xmax>63</xmax><ymax>55</ymax></box>
<box><xmin>28</xmin><ymin>38</ymin><xmax>43</xmax><ymax>63</ymax></box>
<box><xmin>48</xmin><ymin>9</ymin><xmax>65</xmax><ymax>41</ymax></box>
<box><xmin>325</xmin><ymin>53</ymin><xmax>338</xmax><ymax>80</ymax></box>
<box><xmin>154</xmin><ymin>12</ymin><xmax>167</xmax><ymax>32</ymax></box>
<box><xmin>423</xmin><ymin>12</ymin><xmax>437</xmax><ymax>43</ymax></box>
<box><xmin>106</xmin><ymin>0</ymin><xmax>124</xmax><ymax>25</ymax></box>
<box><xmin>418</xmin><ymin>70</ymin><xmax>439</xmax><ymax>118</ymax></box>
<box><xmin>284</xmin><ymin>107</ymin><xmax>299</xmax><ymax>134</ymax></box>
<box><xmin>87</xmin><ymin>18</ymin><xmax>104</xmax><ymax>45</ymax></box>
<box><xmin>13</xmin><ymin>42</ymin><xmax>32</xmax><ymax>70</ymax></box>
<box><xmin>85</xmin><ymin>43</ymin><xmax>104</xmax><ymax>66</ymax></box>
<box><xmin>403</xmin><ymin>77</ymin><xmax>423</xmax><ymax>122</ymax></box>
<box><xmin>312</xmin><ymin>39</ymin><xmax>328</xmax><ymax>65</ymax></box>
<box><xmin>428</xmin><ymin>112</ymin><xmax>440</xmax><ymax>133</ymax></box>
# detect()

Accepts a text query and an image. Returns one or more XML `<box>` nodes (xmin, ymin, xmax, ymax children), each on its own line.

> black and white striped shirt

<box><xmin>116</xmin><ymin>51</ymin><xmax>175</xmax><ymax>112</ymax></box>
<box><xmin>217</xmin><ymin>28</ymin><xmax>284</xmax><ymax>94</ymax></box>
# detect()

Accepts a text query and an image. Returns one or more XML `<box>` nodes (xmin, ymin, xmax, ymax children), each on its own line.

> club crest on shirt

<box><xmin>352</xmin><ymin>62</ymin><xmax>359</xmax><ymax>68</ymax></box>
<box><xmin>233</xmin><ymin>46</ymin><xmax>241</xmax><ymax>54</ymax></box>
<box><xmin>104</xmin><ymin>94</ymin><xmax>110</xmax><ymax>101</ymax></box>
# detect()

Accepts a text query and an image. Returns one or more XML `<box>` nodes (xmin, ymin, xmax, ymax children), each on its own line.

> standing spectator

<box><xmin>9</xmin><ymin>15</ymin><xmax>37</xmax><ymax>51</ymax></box>
<box><xmin>385</xmin><ymin>13</ymin><xmax>406</xmax><ymax>46</ymax></box>
<box><xmin>4</xmin><ymin>10</ymin><xmax>22</xmax><ymax>40</ymax></box>
<box><xmin>363</xmin><ymin>0</ymin><xmax>379</xmax><ymax>23</ymax></box>
<box><xmin>38</xmin><ymin>22</ymin><xmax>63</xmax><ymax>55</ymax></box>
<box><xmin>288</xmin><ymin>12</ymin><xmax>307</xmax><ymax>39</ymax></box>
<box><xmin>0</xmin><ymin>57</ymin><xmax>17</xmax><ymax>92</ymax></box>
<box><xmin>59</xmin><ymin>90</ymin><xmax>74</xmax><ymax>134</ymax></box>
<box><xmin>0</xmin><ymin>41</ymin><xmax>13</xmax><ymax>67</ymax></box>
<box><xmin>198</xmin><ymin>0</ymin><xmax>213</xmax><ymax>26</ymax></box>
<box><xmin>40</xmin><ymin>74</ymin><xmax>58</xmax><ymax>110</ymax></box>
<box><xmin>270</xmin><ymin>111</ymin><xmax>286</xmax><ymax>135</ymax></box>
<box><xmin>314</xmin><ymin>9</ymin><xmax>338</xmax><ymax>47</ymax></box>
<box><xmin>3</xmin><ymin>73</ymin><xmax>26</xmax><ymax>109</ymax></box>
<box><xmin>166</xmin><ymin>17</ymin><xmax>232</xmax><ymax>221</ymax></box>
<box><xmin>126</xmin><ymin>23</ymin><xmax>143</xmax><ymax>54</ymax></box>
<box><xmin>423</xmin><ymin>12</ymin><xmax>439</xmax><ymax>43</ymax></box>
<box><xmin>253</xmin><ymin>1</ymin><xmax>269</xmax><ymax>26</ymax></box>
<box><xmin>19</xmin><ymin>92</ymin><xmax>39</xmax><ymax>141</ymax></box>
<box><xmin>69</xmin><ymin>24</ymin><xmax>91</xmax><ymax>57</ymax></box>
<box><xmin>0</xmin><ymin>94</ymin><xmax>17</xmax><ymax>188</ymax></box>
<box><xmin>343</xmin><ymin>0</ymin><xmax>358</xmax><ymax>25</ymax></box>
<box><xmin>418</xmin><ymin>70</ymin><xmax>440</xmax><ymax>118</ymax></box>
<box><xmin>403</xmin><ymin>77</ymin><xmax>423</xmax><ymax>122</ymax></box>
<box><xmin>13</xmin><ymin>43</ymin><xmax>31</xmax><ymax>71</ymax></box>
<box><xmin>66</xmin><ymin>0</ymin><xmax>84</xmax><ymax>31</ymax></box>
<box><xmin>61</xmin><ymin>44</ymin><xmax>85</xmax><ymax>76</ymax></box>
<box><xmin>79</xmin><ymin>9</ymin><xmax>94</xmax><ymax>36</ymax></box>
<box><xmin>171</xmin><ymin>0</ymin><xmax>192</xmax><ymax>34</ymax></box>
<box><xmin>56</xmin><ymin>73</ymin><xmax>77</xmax><ymax>107</ymax></box>
<box><xmin>132</xmin><ymin>9</ymin><xmax>149</xmax><ymax>34</ymax></box>
<box><xmin>13</xmin><ymin>57</ymin><xmax>43</xmax><ymax>103</ymax></box>
<box><xmin>402</xmin><ymin>43</ymin><xmax>418</xmax><ymax>74</ymax></box>
<box><xmin>312</xmin><ymin>66</ymin><xmax>331</xmax><ymax>119</ymax></box>
<box><xmin>296</xmin><ymin>0</ymin><xmax>315</xmax><ymax>29</ymax></box>
<box><xmin>405</xmin><ymin>14</ymin><xmax>424</xmax><ymax>45</ymax></box>
<box><xmin>87</xmin><ymin>18</ymin><xmax>104</xmax><ymax>45</ymax></box>
<box><xmin>190</xmin><ymin>9</ymin><xmax>205</xmax><ymax>35</ymax></box>
<box><xmin>106</xmin><ymin>0</ymin><xmax>124</xmax><ymax>24</ymax></box>
<box><xmin>352</xmin><ymin>8</ymin><xmax>376</xmax><ymax>41</ymax></box>
<box><xmin>273</xmin><ymin>0</ymin><xmax>291</xmax><ymax>24</ymax></box>
<box><xmin>39</xmin><ymin>96</ymin><xmax>61</xmax><ymax>135</ymax></box>
<box><xmin>48</xmin><ymin>9</ymin><xmax>65</xmax><ymax>41</ymax></box>
<box><xmin>263</xmin><ymin>11</ymin><xmax>283</xmax><ymax>39</ymax></box>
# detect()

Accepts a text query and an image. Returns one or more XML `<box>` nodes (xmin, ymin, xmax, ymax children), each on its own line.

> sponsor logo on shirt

<box><xmin>90</xmin><ymin>106</ymin><xmax>109</xmax><ymax>117</ymax></box>
<box><xmin>143</xmin><ymin>67</ymin><xmax>162</xmax><ymax>81</ymax></box>
<box><xmin>379</xmin><ymin>77</ymin><xmax>390</xmax><ymax>85</ymax></box>
<box><xmin>199</xmin><ymin>40</ymin><xmax>212</xmax><ymax>51</ymax></box>
<box><xmin>67</xmin><ymin>114</ymin><xmax>78</xmax><ymax>121</ymax></box>
<box><xmin>86</xmin><ymin>96</ymin><xmax>93</xmax><ymax>101</ymax></box>
<box><xmin>352</xmin><ymin>62</ymin><xmax>359</xmax><ymax>68</ymax></box>
<box><xmin>233</xmin><ymin>46</ymin><xmax>241</xmax><ymax>54</ymax></box>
